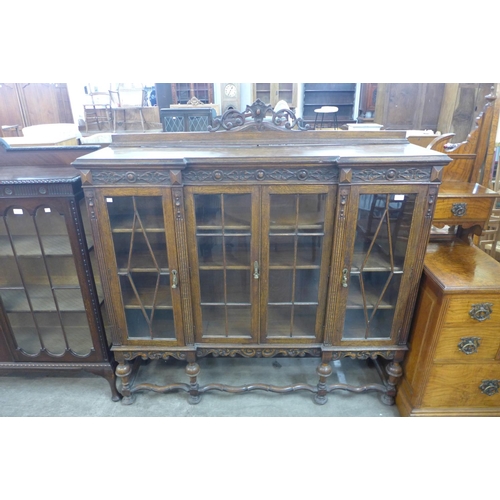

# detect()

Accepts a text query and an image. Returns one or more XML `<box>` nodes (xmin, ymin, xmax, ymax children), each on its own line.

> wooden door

<box><xmin>18</xmin><ymin>83</ymin><xmax>73</xmax><ymax>126</ymax></box>
<box><xmin>329</xmin><ymin>185</ymin><xmax>429</xmax><ymax>346</ymax></box>
<box><xmin>94</xmin><ymin>187</ymin><xmax>185</xmax><ymax>346</ymax></box>
<box><xmin>252</xmin><ymin>83</ymin><xmax>297</xmax><ymax>107</ymax></box>
<box><xmin>374</xmin><ymin>83</ymin><xmax>445</xmax><ymax>131</ymax></box>
<box><xmin>260</xmin><ymin>185</ymin><xmax>335</xmax><ymax>343</ymax></box>
<box><xmin>186</xmin><ymin>185</ymin><xmax>336</xmax><ymax>344</ymax></box>
<box><xmin>0</xmin><ymin>195</ymin><xmax>104</xmax><ymax>362</ymax></box>
<box><xmin>0</xmin><ymin>83</ymin><xmax>24</xmax><ymax>130</ymax></box>
<box><xmin>185</xmin><ymin>186</ymin><xmax>260</xmax><ymax>343</ymax></box>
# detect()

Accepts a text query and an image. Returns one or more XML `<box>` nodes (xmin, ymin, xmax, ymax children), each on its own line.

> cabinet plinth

<box><xmin>73</xmin><ymin>127</ymin><xmax>451</xmax><ymax>406</ymax></box>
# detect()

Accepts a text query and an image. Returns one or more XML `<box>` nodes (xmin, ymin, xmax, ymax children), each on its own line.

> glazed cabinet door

<box><xmin>185</xmin><ymin>185</ymin><xmax>335</xmax><ymax>344</ymax></box>
<box><xmin>96</xmin><ymin>188</ymin><xmax>184</xmax><ymax>345</ymax></box>
<box><xmin>185</xmin><ymin>186</ymin><xmax>260</xmax><ymax>343</ymax></box>
<box><xmin>260</xmin><ymin>186</ymin><xmax>335</xmax><ymax>342</ymax></box>
<box><xmin>330</xmin><ymin>185</ymin><xmax>429</xmax><ymax>345</ymax></box>
<box><xmin>0</xmin><ymin>197</ymin><xmax>102</xmax><ymax>361</ymax></box>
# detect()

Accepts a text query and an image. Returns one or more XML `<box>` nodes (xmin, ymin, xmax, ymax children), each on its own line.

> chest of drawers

<box><xmin>397</xmin><ymin>239</ymin><xmax>500</xmax><ymax>416</ymax></box>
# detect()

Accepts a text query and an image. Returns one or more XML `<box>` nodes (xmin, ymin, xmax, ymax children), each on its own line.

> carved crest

<box><xmin>209</xmin><ymin>99</ymin><xmax>310</xmax><ymax>132</ymax></box>
<box><xmin>186</xmin><ymin>96</ymin><xmax>204</xmax><ymax>106</ymax></box>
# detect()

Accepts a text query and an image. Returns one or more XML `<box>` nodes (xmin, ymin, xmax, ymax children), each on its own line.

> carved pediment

<box><xmin>209</xmin><ymin>99</ymin><xmax>310</xmax><ymax>132</ymax></box>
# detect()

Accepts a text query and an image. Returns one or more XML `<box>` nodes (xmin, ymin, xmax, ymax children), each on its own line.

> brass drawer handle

<box><xmin>342</xmin><ymin>268</ymin><xmax>349</xmax><ymax>288</ymax></box>
<box><xmin>469</xmin><ymin>303</ymin><xmax>493</xmax><ymax>322</ymax></box>
<box><xmin>451</xmin><ymin>202</ymin><xmax>467</xmax><ymax>217</ymax></box>
<box><xmin>479</xmin><ymin>380</ymin><xmax>499</xmax><ymax>396</ymax></box>
<box><xmin>458</xmin><ymin>337</ymin><xmax>481</xmax><ymax>355</ymax></box>
<box><xmin>171</xmin><ymin>269</ymin><xmax>178</xmax><ymax>289</ymax></box>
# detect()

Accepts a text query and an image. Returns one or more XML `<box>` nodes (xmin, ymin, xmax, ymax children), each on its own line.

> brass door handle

<box><xmin>171</xmin><ymin>269</ymin><xmax>178</xmax><ymax>288</ymax></box>
<box><xmin>253</xmin><ymin>261</ymin><xmax>260</xmax><ymax>279</ymax></box>
<box><xmin>342</xmin><ymin>268</ymin><xmax>349</xmax><ymax>288</ymax></box>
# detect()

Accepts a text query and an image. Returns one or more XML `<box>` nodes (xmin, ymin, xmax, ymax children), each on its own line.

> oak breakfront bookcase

<box><xmin>73</xmin><ymin>103</ymin><xmax>451</xmax><ymax>405</ymax></box>
<box><xmin>0</xmin><ymin>166</ymin><xmax>120</xmax><ymax>400</ymax></box>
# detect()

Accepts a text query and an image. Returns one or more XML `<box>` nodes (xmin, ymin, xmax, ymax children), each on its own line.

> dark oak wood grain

<box><xmin>73</xmin><ymin>126</ymin><xmax>451</xmax><ymax>406</ymax></box>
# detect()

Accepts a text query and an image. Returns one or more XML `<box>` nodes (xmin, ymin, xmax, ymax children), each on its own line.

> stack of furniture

<box><xmin>72</xmin><ymin>100</ymin><xmax>451</xmax><ymax>406</ymax></box>
<box><xmin>397</xmin><ymin>92</ymin><xmax>500</xmax><ymax>416</ymax></box>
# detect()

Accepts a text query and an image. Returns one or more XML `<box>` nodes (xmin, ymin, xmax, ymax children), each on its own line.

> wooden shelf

<box><xmin>346</xmin><ymin>278</ymin><xmax>396</xmax><ymax>310</ymax></box>
<box><xmin>110</xmin><ymin>214</ymin><xmax>164</xmax><ymax>232</ymax></box>
<box><xmin>115</xmin><ymin>251</ymin><xmax>169</xmax><ymax>272</ymax></box>
<box><xmin>0</xmin><ymin>285</ymin><xmax>85</xmax><ymax>313</ymax></box>
<box><xmin>121</xmin><ymin>286</ymin><xmax>173</xmax><ymax>310</ymax></box>
<box><xmin>351</xmin><ymin>247</ymin><xmax>404</xmax><ymax>273</ymax></box>
<box><xmin>0</xmin><ymin>235</ymin><xmax>75</xmax><ymax>257</ymax></box>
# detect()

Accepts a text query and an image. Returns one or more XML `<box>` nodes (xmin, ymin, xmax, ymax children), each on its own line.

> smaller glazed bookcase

<box><xmin>0</xmin><ymin>166</ymin><xmax>120</xmax><ymax>400</ymax></box>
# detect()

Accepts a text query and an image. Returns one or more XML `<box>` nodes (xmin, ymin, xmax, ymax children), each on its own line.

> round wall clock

<box><xmin>224</xmin><ymin>83</ymin><xmax>237</xmax><ymax>98</ymax></box>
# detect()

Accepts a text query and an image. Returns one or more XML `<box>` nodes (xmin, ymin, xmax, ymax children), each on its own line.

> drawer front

<box><xmin>433</xmin><ymin>197</ymin><xmax>493</xmax><ymax>224</ymax></box>
<box><xmin>422</xmin><ymin>363</ymin><xmax>500</xmax><ymax>408</ymax></box>
<box><xmin>442</xmin><ymin>295</ymin><xmax>500</xmax><ymax>328</ymax></box>
<box><xmin>434</xmin><ymin>326</ymin><xmax>500</xmax><ymax>361</ymax></box>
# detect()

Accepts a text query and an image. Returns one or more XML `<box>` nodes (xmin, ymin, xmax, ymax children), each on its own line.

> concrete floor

<box><xmin>0</xmin><ymin>356</ymin><xmax>400</xmax><ymax>417</ymax></box>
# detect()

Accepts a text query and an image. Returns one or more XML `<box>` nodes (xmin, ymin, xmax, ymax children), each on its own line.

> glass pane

<box><xmin>194</xmin><ymin>193</ymin><xmax>253</xmax><ymax>339</ymax></box>
<box><xmin>200</xmin><ymin>305</ymin><xmax>252</xmax><ymax>338</ymax></box>
<box><xmin>125</xmin><ymin>309</ymin><xmax>175</xmax><ymax>339</ymax></box>
<box><xmin>107</xmin><ymin>196</ymin><xmax>175</xmax><ymax>341</ymax></box>
<box><xmin>107</xmin><ymin>196</ymin><xmax>164</xmax><ymax>232</ymax></box>
<box><xmin>62</xmin><ymin>312</ymin><xmax>93</xmax><ymax>355</ymax></box>
<box><xmin>268</xmin><ymin>270</ymin><xmax>293</xmax><ymax>303</ymax></box>
<box><xmin>4</xmin><ymin>311</ymin><xmax>41</xmax><ymax>355</ymax></box>
<box><xmin>200</xmin><ymin>269</ymin><xmax>250</xmax><ymax>304</ymax></box>
<box><xmin>344</xmin><ymin>193</ymin><xmax>415</xmax><ymax>340</ymax></box>
<box><xmin>266</xmin><ymin>193</ymin><xmax>325</xmax><ymax>339</ymax></box>
<box><xmin>113</xmin><ymin>231</ymin><xmax>168</xmax><ymax>271</ymax></box>
<box><xmin>267</xmin><ymin>306</ymin><xmax>317</xmax><ymax>338</ymax></box>
<box><xmin>120</xmin><ymin>273</ymin><xmax>174</xmax><ymax>339</ymax></box>
<box><xmin>0</xmin><ymin>206</ymin><xmax>93</xmax><ymax>356</ymax></box>
<box><xmin>270</xmin><ymin>194</ymin><xmax>325</xmax><ymax>232</ymax></box>
<box><xmin>36</xmin><ymin>312</ymin><xmax>66</xmax><ymax>354</ymax></box>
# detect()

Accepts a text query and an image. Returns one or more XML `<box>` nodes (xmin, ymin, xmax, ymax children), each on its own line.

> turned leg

<box><xmin>186</xmin><ymin>352</ymin><xmax>201</xmax><ymax>404</ymax></box>
<box><xmin>315</xmin><ymin>352</ymin><xmax>333</xmax><ymax>405</ymax></box>
<box><xmin>381</xmin><ymin>352</ymin><xmax>404</xmax><ymax>406</ymax></box>
<box><xmin>116</xmin><ymin>360</ymin><xmax>135</xmax><ymax>405</ymax></box>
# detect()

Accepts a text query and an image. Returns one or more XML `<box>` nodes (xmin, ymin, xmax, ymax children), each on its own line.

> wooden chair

<box><xmin>478</xmin><ymin>203</ymin><xmax>500</xmax><ymax>260</ymax></box>
<box><xmin>83</xmin><ymin>92</ymin><xmax>112</xmax><ymax>132</ymax></box>
<box><xmin>109</xmin><ymin>89</ymin><xmax>146</xmax><ymax>132</ymax></box>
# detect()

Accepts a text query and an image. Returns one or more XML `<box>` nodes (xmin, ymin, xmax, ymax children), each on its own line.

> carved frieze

<box><xmin>183</xmin><ymin>167</ymin><xmax>339</xmax><ymax>184</ymax></box>
<box><xmin>122</xmin><ymin>351</ymin><xmax>188</xmax><ymax>361</ymax></box>
<box><xmin>92</xmin><ymin>171</ymin><xmax>172</xmax><ymax>185</ymax></box>
<box><xmin>352</xmin><ymin>168</ymin><xmax>431</xmax><ymax>183</ymax></box>
<box><xmin>330</xmin><ymin>351</ymin><xmax>397</xmax><ymax>360</ymax></box>
<box><xmin>196</xmin><ymin>348</ymin><xmax>322</xmax><ymax>358</ymax></box>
